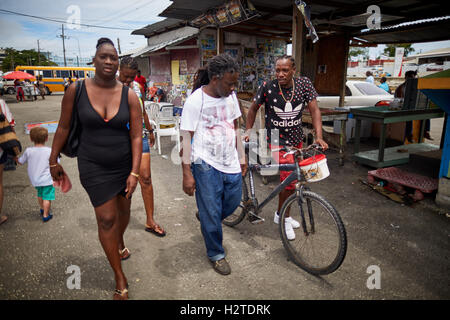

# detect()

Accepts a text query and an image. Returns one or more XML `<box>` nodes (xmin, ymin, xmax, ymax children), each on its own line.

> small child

<box><xmin>18</xmin><ymin>127</ymin><xmax>56</xmax><ymax>222</ymax></box>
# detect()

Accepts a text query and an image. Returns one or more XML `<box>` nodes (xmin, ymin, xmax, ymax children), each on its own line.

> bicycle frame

<box><xmin>244</xmin><ymin>161</ymin><xmax>306</xmax><ymax>215</ymax></box>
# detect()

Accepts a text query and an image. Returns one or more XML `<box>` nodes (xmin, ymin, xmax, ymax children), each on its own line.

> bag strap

<box><xmin>73</xmin><ymin>80</ymin><xmax>84</xmax><ymax>108</ymax></box>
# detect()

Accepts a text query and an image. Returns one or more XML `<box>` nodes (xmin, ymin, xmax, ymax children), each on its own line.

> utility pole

<box><xmin>117</xmin><ymin>38</ymin><xmax>121</xmax><ymax>55</ymax></box>
<box><xmin>37</xmin><ymin>40</ymin><xmax>41</xmax><ymax>65</ymax></box>
<box><xmin>57</xmin><ymin>24</ymin><xmax>68</xmax><ymax>66</ymax></box>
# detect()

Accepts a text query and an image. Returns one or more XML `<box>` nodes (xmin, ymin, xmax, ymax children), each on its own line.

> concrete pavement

<box><xmin>0</xmin><ymin>94</ymin><xmax>449</xmax><ymax>300</ymax></box>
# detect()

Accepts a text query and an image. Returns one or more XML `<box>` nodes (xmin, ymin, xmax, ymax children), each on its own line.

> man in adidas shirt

<box><xmin>245</xmin><ymin>55</ymin><xmax>328</xmax><ymax>240</ymax></box>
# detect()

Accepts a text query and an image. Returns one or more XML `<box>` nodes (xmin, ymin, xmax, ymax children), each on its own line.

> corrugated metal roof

<box><xmin>409</xmin><ymin>47</ymin><xmax>450</xmax><ymax>59</ymax></box>
<box><xmin>361</xmin><ymin>16</ymin><xmax>450</xmax><ymax>32</ymax></box>
<box><xmin>129</xmin><ymin>26</ymin><xmax>199</xmax><ymax>57</ymax></box>
<box><xmin>131</xmin><ymin>18</ymin><xmax>187</xmax><ymax>36</ymax></box>
<box><xmin>129</xmin><ymin>0</ymin><xmax>450</xmax><ymax>44</ymax></box>
<box><xmin>357</xmin><ymin>16</ymin><xmax>450</xmax><ymax>44</ymax></box>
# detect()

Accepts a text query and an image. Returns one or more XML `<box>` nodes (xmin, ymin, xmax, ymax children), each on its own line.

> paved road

<box><xmin>0</xmin><ymin>95</ymin><xmax>449</xmax><ymax>300</ymax></box>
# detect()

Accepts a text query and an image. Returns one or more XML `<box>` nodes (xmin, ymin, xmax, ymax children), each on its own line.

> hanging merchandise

<box><xmin>295</xmin><ymin>0</ymin><xmax>319</xmax><ymax>43</ymax></box>
<box><xmin>190</xmin><ymin>0</ymin><xmax>259</xmax><ymax>28</ymax></box>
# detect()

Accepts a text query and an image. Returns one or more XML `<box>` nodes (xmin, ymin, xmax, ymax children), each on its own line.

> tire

<box><xmin>279</xmin><ymin>191</ymin><xmax>347</xmax><ymax>275</ymax></box>
<box><xmin>223</xmin><ymin>176</ymin><xmax>248</xmax><ymax>227</ymax></box>
<box><xmin>222</xmin><ymin>203</ymin><xmax>247</xmax><ymax>227</ymax></box>
<box><xmin>6</xmin><ymin>87</ymin><xmax>15</xmax><ymax>95</ymax></box>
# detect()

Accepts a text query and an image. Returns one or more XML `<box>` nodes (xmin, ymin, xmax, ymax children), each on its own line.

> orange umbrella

<box><xmin>2</xmin><ymin>71</ymin><xmax>36</xmax><ymax>80</ymax></box>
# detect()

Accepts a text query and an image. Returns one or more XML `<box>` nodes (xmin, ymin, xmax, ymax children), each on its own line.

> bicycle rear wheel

<box><xmin>222</xmin><ymin>203</ymin><xmax>247</xmax><ymax>227</ymax></box>
<box><xmin>279</xmin><ymin>191</ymin><xmax>347</xmax><ymax>275</ymax></box>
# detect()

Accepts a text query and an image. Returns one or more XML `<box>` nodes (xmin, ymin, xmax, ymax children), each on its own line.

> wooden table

<box><xmin>303</xmin><ymin>108</ymin><xmax>349</xmax><ymax>165</ymax></box>
<box><xmin>351</xmin><ymin>106</ymin><xmax>444</xmax><ymax>168</ymax></box>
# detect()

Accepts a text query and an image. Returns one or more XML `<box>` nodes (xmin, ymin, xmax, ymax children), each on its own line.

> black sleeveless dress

<box><xmin>76</xmin><ymin>82</ymin><xmax>132</xmax><ymax>207</ymax></box>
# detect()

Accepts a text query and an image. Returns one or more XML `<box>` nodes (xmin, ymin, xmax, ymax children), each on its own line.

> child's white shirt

<box><xmin>18</xmin><ymin>146</ymin><xmax>54</xmax><ymax>187</ymax></box>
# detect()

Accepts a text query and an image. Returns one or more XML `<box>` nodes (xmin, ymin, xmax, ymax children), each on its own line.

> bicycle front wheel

<box><xmin>279</xmin><ymin>191</ymin><xmax>347</xmax><ymax>275</ymax></box>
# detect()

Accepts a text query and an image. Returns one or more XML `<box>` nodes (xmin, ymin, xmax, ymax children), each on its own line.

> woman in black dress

<box><xmin>49</xmin><ymin>38</ymin><xmax>142</xmax><ymax>300</ymax></box>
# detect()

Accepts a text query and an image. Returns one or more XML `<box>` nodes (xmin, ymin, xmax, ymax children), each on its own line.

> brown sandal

<box><xmin>113</xmin><ymin>288</ymin><xmax>128</xmax><ymax>300</ymax></box>
<box><xmin>119</xmin><ymin>248</ymin><xmax>131</xmax><ymax>261</ymax></box>
<box><xmin>0</xmin><ymin>216</ymin><xmax>7</xmax><ymax>226</ymax></box>
<box><xmin>145</xmin><ymin>224</ymin><xmax>166</xmax><ymax>237</ymax></box>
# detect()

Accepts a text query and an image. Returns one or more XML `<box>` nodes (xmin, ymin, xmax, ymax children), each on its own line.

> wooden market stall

<box><xmin>131</xmin><ymin>0</ymin><xmax>450</xmax><ymax>205</ymax></box>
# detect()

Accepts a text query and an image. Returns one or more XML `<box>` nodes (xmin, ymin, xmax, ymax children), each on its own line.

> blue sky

<box><xmin>1</xmin><ymin>0</ymin><xmax>449</xmax><ymax>62</ymax></box>
<box><xmin>0</xmin><ymin>0</ymin><xmax>171</xmax><ymax>59</ymax></box>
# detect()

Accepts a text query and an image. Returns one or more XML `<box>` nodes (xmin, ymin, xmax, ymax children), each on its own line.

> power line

<box><xmin>96</xmin><ymin>0</ymin><xmax>154</xmax><ymax>25</ymax></box>
<box><xmin>0</xmin><ymin>8</ymin><xmax>139</xmax><ymax>31</ymax></box>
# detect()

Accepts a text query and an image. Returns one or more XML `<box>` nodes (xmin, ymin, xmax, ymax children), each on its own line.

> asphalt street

<box><xmin>0</xmin><ymin>94</ymin><xmax>449</xmax><ymax>300</ymax></box>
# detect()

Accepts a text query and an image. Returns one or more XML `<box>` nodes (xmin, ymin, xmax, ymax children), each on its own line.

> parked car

<box><xmin>316</xmin><ymin>80</ymin><xmax>393</xmax><ymax>109</ymax></box>
<box><xmin>0</xmin><ymin>78</ymin><xmax>16</xmax><ymax>95</ymax></box>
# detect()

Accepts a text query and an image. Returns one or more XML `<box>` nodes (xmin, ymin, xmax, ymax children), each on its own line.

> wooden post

<box><xmin>339</xmin><ymin>34</ymin><xmax>350</xmax><ymax>108</ymax></box>
<box><xmin>292</xmin><ymin>4</ymin><xmax>303</xmax><ymax>76</ymax></box>
<box><xmin>217</xmin><ymin>28</ymin><xmax>224</xmax><ymax>55</ymax></box>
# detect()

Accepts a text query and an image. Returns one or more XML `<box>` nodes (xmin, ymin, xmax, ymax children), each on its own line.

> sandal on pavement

<box><xmin>113</xmin><ymin>288</ymin><xmax>128</xmax><ymax>300</ymax></box>
<box><xmin>145</xmin><ymin>224</ymin><xmax>166</xmax><ymax>237</ymax></box>
<box><xmin>119</xmin><ymin>248</ymin><xmax>131</xmax><ymax>261</ymax></box>
<box><xmin>0</xmin><ymin>216</ymin><xmax>8</xmax><ymax>226</ymax></box>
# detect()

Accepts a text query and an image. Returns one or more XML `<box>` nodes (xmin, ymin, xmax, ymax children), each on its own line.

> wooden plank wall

<box><xmin>313</xmin><ymin>35</ymin><xmax>348</xmax><ymax>96</ymax></box>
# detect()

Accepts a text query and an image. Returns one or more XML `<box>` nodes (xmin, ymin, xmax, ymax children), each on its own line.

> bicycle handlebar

<box><xmin>275</xmin><ymin>144</ymin><xmax>323</xmax><ymax>158</ymax></box>
<box><xmin>243</xmin><ymin>141</ymin><xmax>324</xmax><ymax>159</ymax></box>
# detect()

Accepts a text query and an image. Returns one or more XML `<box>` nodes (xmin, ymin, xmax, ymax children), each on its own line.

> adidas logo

<box><xmin>273</xmin><ymin>103</ymin><xmax>303</xmax><ymax>120</ymax></box>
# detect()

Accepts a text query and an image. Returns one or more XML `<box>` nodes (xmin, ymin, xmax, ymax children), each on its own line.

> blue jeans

<box><xmin>192</xmin><ymin>159</ymin><xmax>242</xmax><ymax>261</ymax></box>
<box><xmin>142</xmin><ymin>134</ymin><xmax>150</xmax><ymax>154</ymax></box>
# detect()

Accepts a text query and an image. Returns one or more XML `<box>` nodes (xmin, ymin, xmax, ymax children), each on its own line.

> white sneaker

<box><xmin>274</xmin><ymin>211</ymin><xmax>280</xmax><ymax>224</ymax></box>
<box><xmin>285</xmin><ymin>216</ymin><xmax>300</xmax><ymax>229</ymax></box>
<box><xmin>274</xmin><ymin>212</ymin><xmax>300</xmax><ymax>229</ymax></box>
<box><xmin>284</xmin><ymin>221</ymin><xmax>296</xmax><ymax>240</ymax></box>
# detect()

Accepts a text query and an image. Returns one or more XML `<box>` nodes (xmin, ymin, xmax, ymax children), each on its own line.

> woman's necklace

<box><xmin>278</xmin><ymin>79</ymin><xmax>295</xmax><ymax>110</ymax></box>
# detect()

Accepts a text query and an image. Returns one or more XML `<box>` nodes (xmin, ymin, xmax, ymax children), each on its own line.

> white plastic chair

<box><xmin>144</xmin><ymin>102</ymin><xmax>180</xmax><ymax>155</ymax></box>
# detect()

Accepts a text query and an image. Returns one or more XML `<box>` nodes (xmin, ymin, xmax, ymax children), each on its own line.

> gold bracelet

<box><xmin>49</xmin><ymin>164</ymin><xmax>58</xmax><ymax>168</ymax></box>
<box><xmin>130</xmin><ymin>172</ymin><xmax>139</xmax><ymax>178</ymax></box>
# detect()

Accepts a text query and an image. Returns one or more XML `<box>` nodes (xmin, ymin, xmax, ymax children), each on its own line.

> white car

<box><xmin>316</xmin><ymin>80</ymin><xmax>393</xmax><ymax>109</ymax></box>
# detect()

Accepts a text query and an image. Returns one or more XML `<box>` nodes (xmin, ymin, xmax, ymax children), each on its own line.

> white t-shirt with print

<box><xmin>18</xmin><ymin>146</ymin><xmax>54</xmax><ymax>187</ymax></box>
<box><xmin>180</xmin><ymin>88</ymin><xmax>242</xmax><ymax>174</ymax></box>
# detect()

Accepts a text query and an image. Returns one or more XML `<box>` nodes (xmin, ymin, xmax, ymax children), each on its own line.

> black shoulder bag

<box><xmin>61</xmin><ymin>80</ymin><xmax>84</xmax><ymax>158</ymax></box>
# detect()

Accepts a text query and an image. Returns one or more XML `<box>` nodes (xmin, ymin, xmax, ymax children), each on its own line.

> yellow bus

<box><xmin>15</xmin><ymin>65</ymin><xmax>95</xmax><ymax>94</ymax></box>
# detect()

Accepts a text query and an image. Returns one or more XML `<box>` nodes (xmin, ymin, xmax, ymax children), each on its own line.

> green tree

<box><xmin>383</xmin><ymin>44</ymin><xmax>415</xmax><ymax>57</ymax></box>
<box><xmin>349</xmin><ymin>47</ymin><xmax>369</xmax><ymax>59</ymax></box>
<box><xmin>1</xmin><ymin>48</ymin><xmax>57</xmax><ymax>72</ymax></box>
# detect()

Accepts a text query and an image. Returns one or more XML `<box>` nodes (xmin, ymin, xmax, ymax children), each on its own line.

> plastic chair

<box><xmin>144</xmin><ymin>102</ymin><xmax>180</xmax><ymax>155</ymax></box>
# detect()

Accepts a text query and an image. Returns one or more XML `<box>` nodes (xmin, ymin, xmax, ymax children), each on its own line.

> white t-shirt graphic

<box><xmin>180</xmin><ymin>88</ymin><xmax>242</xmax><ymax>174</ymax></box>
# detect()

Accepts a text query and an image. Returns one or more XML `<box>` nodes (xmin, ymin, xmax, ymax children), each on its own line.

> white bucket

<box><xmin>300</xmin><ymin>155</ymin><xmax>330</xmax><ymax>182</ymax></box>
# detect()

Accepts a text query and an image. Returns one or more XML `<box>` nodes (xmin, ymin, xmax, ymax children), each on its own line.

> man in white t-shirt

<box><xmin>366</xmin><ymin>71</ymin><xmax>374</xmax><ymax>84</ymax></box>
<box><xmin>180</xmin><ymin>54</ymin><xmax>247</xmax><ymax>275</ymax></box>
